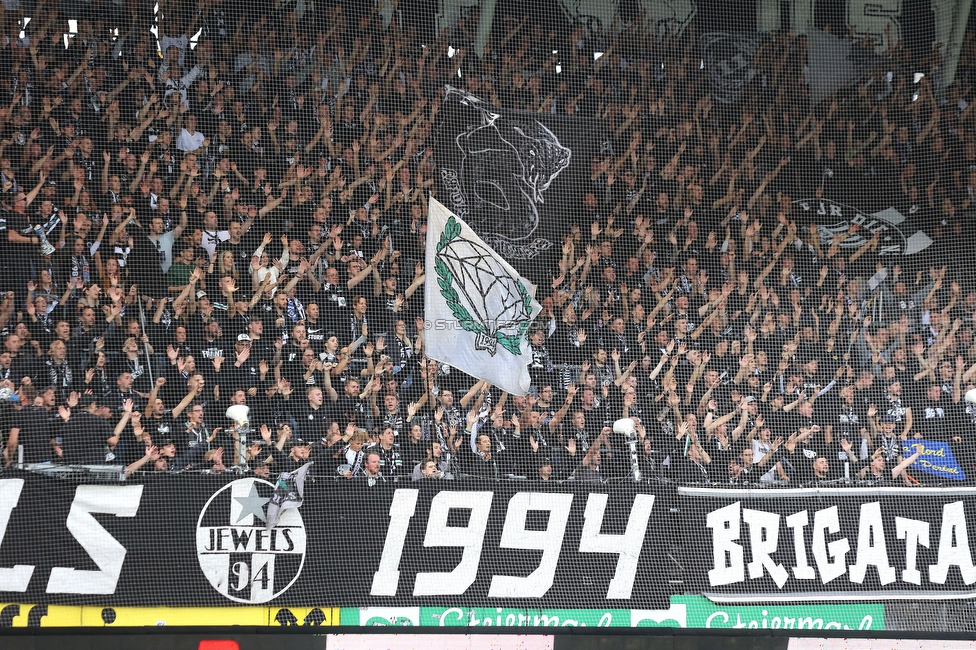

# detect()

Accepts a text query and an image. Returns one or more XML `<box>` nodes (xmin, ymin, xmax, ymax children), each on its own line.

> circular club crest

<box><xmin>793</xmin><ymin>198</ymin><xmax>933</xmax><ymax>257</ymax></box>
<box><xmin>196</xmin><ymin>478</ymin><xmax>306</xmax><ymax>603</ymax></box>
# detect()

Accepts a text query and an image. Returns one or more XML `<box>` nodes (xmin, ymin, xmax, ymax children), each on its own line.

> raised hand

<box><xmin>566</xmin><ymin>384</ymin><xmax>578</xmax><ymax>400</ymax></box>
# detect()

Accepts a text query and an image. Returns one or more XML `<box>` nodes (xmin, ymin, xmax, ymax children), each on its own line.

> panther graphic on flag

<box><xmin>454</xmin><ymin>107</ymin><xmax>571</xmax><ymax>241</ymax></box>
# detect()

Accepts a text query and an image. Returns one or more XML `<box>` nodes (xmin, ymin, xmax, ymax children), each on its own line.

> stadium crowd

<box><xmin>0</xmin><ymin>0</ymin><xmax>975</xmax><ymax>486</ymax></box>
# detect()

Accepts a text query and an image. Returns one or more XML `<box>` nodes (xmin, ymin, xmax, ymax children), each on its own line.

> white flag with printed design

<box><xmin>424</xmin><ymin>199</ymin><xmax>542</xmax><ymax>396</ymax></box>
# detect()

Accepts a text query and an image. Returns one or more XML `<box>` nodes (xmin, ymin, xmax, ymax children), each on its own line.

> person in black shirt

<box><xmin>214</xmin><ymin>221</ymin><xmax>254</xmax><ymax>271</ymax></box>
<box><xmin>334</xmin><ymin>376</ymin><xmax>374</xmax><ymax>431</ymax></box>
<box><xmin>304</xmin><ymin>303</ymin><xmax>328</xmax><ymax>354</ymax></box>
<box><xmin>140</xmin><ymin>383</ymin><xmax>176</xmax><ymax>439</ymax></box>
<box><xmin>295</xmin><ymin>386</ymin><xmax>333</xmax><ymax>442</ymax></box>
<box><xmin>104</xmin><ymin>371</ymin><xmax>146</xmax><ymax>414</ymax></box>
<box><xmin>6</xmin><ymin>385</ymin><xmax>59</xmax><ymax>465</ymax></box>
<box><xmin>272</xmin><ymin>436</ymin><xmax>313</xmax><ymax>474</ymax></box>
<box><xmin>59</xmin><ymin>393</ymin><xmax>117</xmax><ymax>465</ymax></box>
<box><xmin>823</xmin><ymin>385</ymin><xmax>868</xmax><ymax>448</ymax></box>
<box><xmin>914</xmin><ymin>384</ymin><xmax>951</xmax><ymax>441</ymax></box>
<box><xmin>400</xmin><ymin>422</ymin><xmax>428</xmax><ymax>472</ymax></box>
<box><xmin>844</xmin><ymin>439</ymin><xmax>922</xmax><ymax>484</ymax></box>
<box><xmin>801</xmin><ymin>456</ymin><xmax>832</xmax><ymax>483</ymax></box>
<box><xmin>369</xmin><ymin>427</ymin><xmax>403</xmax><ymax>480</ymax></box>
<box><xmin>462</xmin><ymin>399</ymin><xmax>501</xmax><ymax>480</ymax></box>
<box><xmin>316</xmin><ymin>267</ymin><xmax>351</xmax><ymax>334</ymax></box>
<box><xmin>2</xmin><ymin>180</ymin><xmax>48</xmax><ymax>302</ymax></box>
<box><xmin>527</xmin><ymin>328</ymin><xmax>555</xmax><ymax>389</ymax></box>
<box><xmin>317</xmin><ymin>425</ymin><xmax>351</xmax><ymax>475</ymax></box>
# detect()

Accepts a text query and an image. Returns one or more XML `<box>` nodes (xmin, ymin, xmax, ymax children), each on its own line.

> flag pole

<box><xmin>138</xmin><ymin>297</ymin><xmax>154</xmax><ymax>387</ymax></box>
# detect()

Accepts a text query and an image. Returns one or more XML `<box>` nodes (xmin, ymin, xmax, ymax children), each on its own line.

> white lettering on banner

<box><xmin>555</xmin><ymin>0</ymin><xmax>697</xmax><ymax>37</ymax></box>
<box><xmin>413</xmin><ymin>491</ymin><xmax>493</xmax><ymax>596</ymax></box>
<box><xmin>785</xmin><ymin>511</ymin><xmax>816</xmax><ymax>580</ymax></box>
<box><xmin>46</xmin><ymin>485</ymin><xmax>143</xmax><ymax>595</ymax></box>
<box><xmin>0</xmin><ymin>480</ymin><xmax>33</xmax><ymax>591</ymax></box>
<box><xmin>847</xmin><ymin>0</ymin><xmax>902</xmax><ymax>51</ymax></box>
<box><xmin>437</xmin><ymin>606</ymin><xmax>618</xmax><ymax>627</ymax></box>
<box><xmin>707</xmin><ymin>502</ymin><xmax>744</xmax><ymax>586</ymax></box>
<box><xmin>371</xmin><ymin>489</ymin><xmax>419</xmax><ymax>597</ymax></box>
<box><xmin>703</xmin><ymin>610</ymin><xmax>875</xmax><ymax>630</ymax></box>
<box><xmin>373</xmin><ymin>491</ymin><xmax>656</xmax><ymax>599</ymax></box>
<box><xmin>896</xmin><ymin>517</ymin><xmax>930</xmax><ymax>585</ymax></box>
<box><xmin>488</xmin><ymin>492</ymin><xmax>573</xmax><ymax>598</ymax></box>
<box><xmin>578</xmin><ymin>493</ymin><xmax>656</xmax><ymax>599</ymax></box>
<box><xmin>705</xmin><ymin>499</ymin><xmax>976</xmax><ymax>590</ymax></box>
<box><xmin>743</xmin><ymin>509</ymin><xmax>788</xmax><ymax>588</ymax></box>
<box><xmin>928</xmin><ymin>501</ymin><xmax>976</xmax><ymax>584</ymax></box>
<box><xmin>813</xmin><ymin>506</ymin><xmax>850</xmax><ymax>584</ymax></box>
<box><xmin>243</xmin><ymin>554</ymin><xmax>274</xmax><ymax>603</ymax></box>
<box><xmin>0</xmin><ymin>478</ymin><xmax>34</xmax><ymax>592</ymax></box>
<box><xmin>849</xmin><ymin>502</ymin><xmax>896</xmax><ymax>585</ymax></box>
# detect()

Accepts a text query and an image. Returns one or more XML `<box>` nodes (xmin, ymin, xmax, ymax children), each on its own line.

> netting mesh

<box><xmin>0</xmin><ymin>0</ymin><xmax>975</xmax><ymax>632</ymax></box>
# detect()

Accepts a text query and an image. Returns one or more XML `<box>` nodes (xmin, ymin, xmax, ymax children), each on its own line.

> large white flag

<box><xmin>424</xmin><ymin>199</ymin><xmax>542</xmax><ymax>396</ymax></box>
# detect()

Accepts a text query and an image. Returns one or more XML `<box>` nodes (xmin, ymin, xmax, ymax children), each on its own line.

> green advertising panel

<box><xmin>672</xmin><ymin>596</ymin><xmax>884</xmax><ymax>630</ymax></box>
<box><xmin>339</xmin><ymin>598</ymin><xmax>884</xmax><ymax>629</ymax></box>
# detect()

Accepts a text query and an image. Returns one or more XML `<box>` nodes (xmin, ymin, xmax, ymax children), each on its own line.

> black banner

<box><xmin>0</xmin><ymin>473</ymin><xmax>671</xmax><ymax>608</ymax></box>
<box><xmin>680</xmin><ymin>486</ymin><xmax>976</xmax><ymax>602</ymax></box>
<box><xmin>792</xmin><ymin>198</ymin><xmax>933</xmax><ymax>258</ymax></box>
<box><xmin>11</xmin><ymin>473</ymin><xmax>976</xmax><ymax>609</ymax></box>
<box><xmin>434</xmin><ymin>87</ymin><xmax>606</xmax><ymax>280</ymax></box>
<box><xmin>700</xmin><ymin>32</ymin><xmax>763</xmax><ymax>104</ymax></box>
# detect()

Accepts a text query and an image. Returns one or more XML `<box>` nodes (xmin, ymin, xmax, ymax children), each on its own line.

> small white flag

<box><xmin>265</xmin><ymin>462</ymin><xmax>312</xmax><ymax>531</ymax></box>
<box><xmin>424</xmin><ymin>199</ymin><xmax>542</xmax><ymax>396</ymax></box>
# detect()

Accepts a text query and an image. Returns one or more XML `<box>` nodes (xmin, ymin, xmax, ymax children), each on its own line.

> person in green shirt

<box><xmin>167</xmin><ymin>242</ymin><xmax>196</xmax><ymax>292</ymax></box>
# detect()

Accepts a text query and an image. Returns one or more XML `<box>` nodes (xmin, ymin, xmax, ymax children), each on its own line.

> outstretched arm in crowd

<box><xmin>171</xmin><ymin>383</ymin><xmax>201</xmax><ymax>419</ymax></box>
<box><xmin>549</xmin><ymin>384</ymin><xmax>578</xmax><ymax>432</ymax></box>
<box><xmin>892</xmin><ymin>448</ymin><xmax>922</xmax><ymax>481</ymax></box>
<box><xmin>705</xmin><ymin>401</ymin><xmax>741</xmax><ymax>433</ymax></box>
<box><xmin>126</xmin><ymin>446</ymin><xmax>157</xmax><ymax>478</ymax></box>
<box><xmin>466</xmin><ymin>390</ymin><xmax>488</xmax><ymax>454</ymax></box>
<box><xmin>144</xmin><ymin>378</ymin><xmax>166</xmax><ymax>419</ymax></box>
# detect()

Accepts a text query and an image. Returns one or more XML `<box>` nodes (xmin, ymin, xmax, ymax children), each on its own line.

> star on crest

<box><xmin>234</xmin><ymin>483</ymin><xmax>269</xmax><ymax>523</ymax></box>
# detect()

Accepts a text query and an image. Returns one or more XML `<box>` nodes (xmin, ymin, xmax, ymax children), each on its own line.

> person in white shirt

<box><xmin>251</xmin><ymin>232</ymin><xmax>290</xmax><ymax>292</ymax></box>
<box><xmin>147</xmin><ymin>204</ymin><xmax>187</xmax><ymax>273</ymax></box>
<box><xmin>177</xmin><ymin>113</ymin><xmax>208</xmax><ymax>152</ymax></box>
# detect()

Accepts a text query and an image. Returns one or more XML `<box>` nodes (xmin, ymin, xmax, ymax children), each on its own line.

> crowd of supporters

<box><xmin>1</xmin><ymin>0</ymin><xmax>976</xmax><ymax>486</ymax></box>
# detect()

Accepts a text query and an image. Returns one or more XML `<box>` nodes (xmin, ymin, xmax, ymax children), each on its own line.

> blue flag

<box><xmin>901</xmin><ymin>440</ymin><xmax>966</xmax><ymax>481</ymax></box>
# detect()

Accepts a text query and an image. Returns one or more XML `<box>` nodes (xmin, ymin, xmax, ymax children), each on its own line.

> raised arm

<box><xmin>171</xmin><ymin>385</ymin><xmax>200</xmax><ymax>419</ymax></box>
<box><xmin>548</xmin><ymin>384</ymin><xmax>578</xmax><ymax>431</ymax></box>
<box><xmin>892</xmin><ymin>448</ymin><xmax>922</xmax><ymax>480</ymax></box>
<box><xmin>125</xmin><ymin>445</ymin><xmax>157</xmax><ymax>478</ymax></box>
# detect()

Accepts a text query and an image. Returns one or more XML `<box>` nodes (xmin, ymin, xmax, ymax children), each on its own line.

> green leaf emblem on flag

<box><xmin>434</xmin><ymin>216</ymin><xmax>534</xmax><ymax>356</ymax></box>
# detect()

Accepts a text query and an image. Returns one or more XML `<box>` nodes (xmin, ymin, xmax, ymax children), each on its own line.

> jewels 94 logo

<box><xmin>196</xmin><ymin>478</ymin><xmax>306</xmax><ymax>603</ymax></box>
